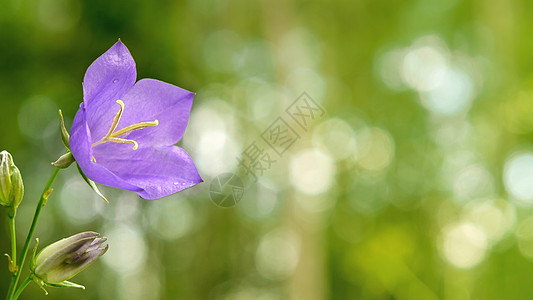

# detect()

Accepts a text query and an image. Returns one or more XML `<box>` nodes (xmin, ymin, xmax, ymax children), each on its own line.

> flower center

<box><xmin>91</xmin><ymin>99</ymin><xmax>159</xmax><ymax>154</ymax></box>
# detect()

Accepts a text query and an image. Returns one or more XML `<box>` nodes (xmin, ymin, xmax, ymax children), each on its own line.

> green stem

<box><xmin>6</xmin><ymin>168</ymin><xmax>60</xmax><ymax>300</ymax></box>
<box><xmin>12</xmin><ymin>277</ymin><xmax>31</xmax><ymax>300</ymax></box>
<box><xmin>9</xmin><ymin>213</ymin><xmax>16</xmax><ymax>271</ymax></box>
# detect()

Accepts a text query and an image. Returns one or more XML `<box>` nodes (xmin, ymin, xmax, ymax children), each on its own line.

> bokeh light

<box><xmin>237</xmin><ymin>179</ymin><xmax>279</xmax><ymax>220</ymax></box>
<box><xmin>464</xmin><ymin>199</ymin><xmax>515</xmax><ymax>245</ymax></box>
<box><xmin>312</xmin><ymin>118</ymin><xmax>356</xmax><ymax>161</ymax></box>
<box><xmin>355</xmin><ymin>127</ymin><xmax>395</xmax><ymax>173</ymax></box>
<box><xmin>146</xmin><ymin>198</ymin><xmax>195</xmax><ymax>240</ymax></box>
<box><xmin>401</xmin><ymin>37</ymin><xmax>449</xmax><ymax>92</ymax></box>
<box><xmin>289</xmin><ymin>148</ymin><xmax>335</xmax><ymax>195</ymax></box>
<box><xmin>255</xmin><ymin>227</ymin><xmax>300</xmax><ymax>280</ymax></box>
<box><xmin>381</xmin><ymin>35</ymin><xmax>478</xmax><ymax>116</ymax></box>
<box><xmin>184</xmin><ymin>100</ymin><xmax>240</xmax><ymax>177</ymax></box>
<box><xmin>59</xmin><ymin>177</ymin><xmax>100</xmax><ymax>225</ymax></box>
<box><xmin>441</xmin><ymin>222</ymin><xmax>488</xmax><ymax>269</ymax></box>
<box><xmin>504</xmin><ymin>152</ymin><xmax>533</xmax><ymax>205</ymax></box>
<box><xmin>103</xmin><ymin>224</ymin><xmax>147</xmax><ymax>274</ymax></box>
<box><xmin>452</xmin><ymin>163</ymin><xmax>495</xmax><ymax>201</ymax></box>
<box><xmin>420</xmin><ymin>67</ymin><xmax>474</xmax><ymax>116</ymax></box>
<box><xmin>516</xmin><ymin>217</ymin><xmax>533</xmax><ymax>260</ymax></box>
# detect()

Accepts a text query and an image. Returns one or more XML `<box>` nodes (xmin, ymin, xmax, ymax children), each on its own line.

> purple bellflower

<box><xmin>69</xmin><ymin>40</ymin><xmax>202</xmax><ymax>199</ymax></box>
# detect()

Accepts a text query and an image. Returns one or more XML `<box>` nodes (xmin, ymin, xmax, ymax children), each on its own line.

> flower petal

<box><xmin>93</xmin><ymin>144</ymin><xmax>202</xmax><ymax>199</ymax></box>
<box><xmin>117</xmin><ymin>78</ymin><xmax>194</xmax><ymax>146</ymax></box>
<box><xmin>83</xmin><ymin>40</ymin><xmax>136</xmax><ymax>142</ymax></box>
<box><xmin>45</xmin><ymin>244</ymin><xmax>108</xmax><ymax>284</ymax></box>
<box><xmin>70</xmin><ymin>106</ymin><xmax>140</xmax><ymax>191</ymax></box>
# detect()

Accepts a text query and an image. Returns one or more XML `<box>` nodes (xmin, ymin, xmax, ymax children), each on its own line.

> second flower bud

<box><xmin>0</xmin><ymin>150</ymin><xmax>24</xmax><ymax>212</ymax></box>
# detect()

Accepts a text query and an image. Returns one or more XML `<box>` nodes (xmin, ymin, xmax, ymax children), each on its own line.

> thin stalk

<box><xmin>9</xmin><ymin>214</ymin><xmax>16</xmax><ymax>270</ymax></box>
<box><xmin>6</xmin><ymin>168</ymin><xmax>60</xmax><ymax>300</ymax></box>
<box><xmin>12</xmin><ymin>277</ymin><xmax>31</xmax><ymax>300</ymax></box>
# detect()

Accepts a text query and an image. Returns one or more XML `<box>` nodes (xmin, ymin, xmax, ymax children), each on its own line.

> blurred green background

<box><xmin>2</xmin><ymin>0</ymin><xmax>533</xmax><ymax>299</ymax></box>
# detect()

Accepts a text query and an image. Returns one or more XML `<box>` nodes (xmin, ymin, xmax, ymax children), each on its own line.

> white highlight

<box><xmin>504</xmin><ymin>152</ymin><xmax>533</xmax><ymax>204</ymax></box>
<box><xmin>441</xmin><ymin>222</ymin><xmax>488</xmax><ymax>269</ymax></box>
<box><xmin>402</xmin><ymin>44</ymin><xmax>448</xmax><ymax>92</ymax></box>
<box><xmin>184</xmin><ymin>101</ymin><xmax>240</xmax><ymax>177</ymax></box>
<box><xmin>289</xmin><ymin>148</ymin><xmax>335</xmax><ymax>195</ymax></box>
<box><xmin>380</xmin><ymin>35</ymin><xmax>478</xmax><ymax>116</ymax></box>
<box><xmin>420</xmin><ymin>67</ymin><xmax>474</xmax><ymax>116</ymax></box>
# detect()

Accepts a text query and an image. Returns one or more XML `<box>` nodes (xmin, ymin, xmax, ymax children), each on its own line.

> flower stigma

<box><xmin>91</xmin><ymin>100</ymin><xmax>159</xmax><ymax>162</ymax></box>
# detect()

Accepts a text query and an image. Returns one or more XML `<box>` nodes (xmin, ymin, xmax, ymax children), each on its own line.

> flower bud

<box><xmin>32</xmin><ymin>232</ymin><xmax>108</xmax><ymax>284</ymax></box>
<box><xmin>0</xmin><ymin>150</ymin><xmax>24</xmax><ymax>209</ymax></box>
<box><xmin>51</xmin><ymin>151</ymin><xmax>75</xmax><ymax>169</ymax></box>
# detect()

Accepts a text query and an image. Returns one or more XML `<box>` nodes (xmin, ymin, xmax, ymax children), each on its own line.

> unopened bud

<box><xmin>51</xmin><ymin>152</ymin><xmax>75</xmax><ymax>169</ymax></box>
<box><xmin>32</xmin><ymin>232</ymin><xmax>108</xmax><ymax>285</ymax></box>
<box><xmin>0</xmin><ymin>151</ymin><xmax>24</xmax><ymax>209</ymax></box>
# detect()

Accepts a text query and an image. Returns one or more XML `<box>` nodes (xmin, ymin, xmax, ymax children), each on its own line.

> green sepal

<box><xmin>33</xmin><ymin>277</ymin><xmax>49</xmax><ymax>295</ymax></box>
<box><xmin>31</xmin><ymin>277</ymin><xmax>85</xmax><ymax>295</ymax></box>
<box><xmin>58</xmin><ymin>109</ymin><xmax>70</xmax><ymax>149</ymax></box>
<box><xmin>45</xmin><ymin>280</ymin><xmax>86</xmax><ymax>290</ymax></box>
<box><xmin>30</xmin><ymin>238</ymin><xmax>40</xmax><ymax>271</ymax></box>
<box><xmin>75</xmin><ymin>164</ymin><xmax>109</xmax><ymax>203</ymax></box>
<box><xmin>31</xmin><ymin>275</ymin><xmax>85</xmax><ymax>295</ymax></box>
